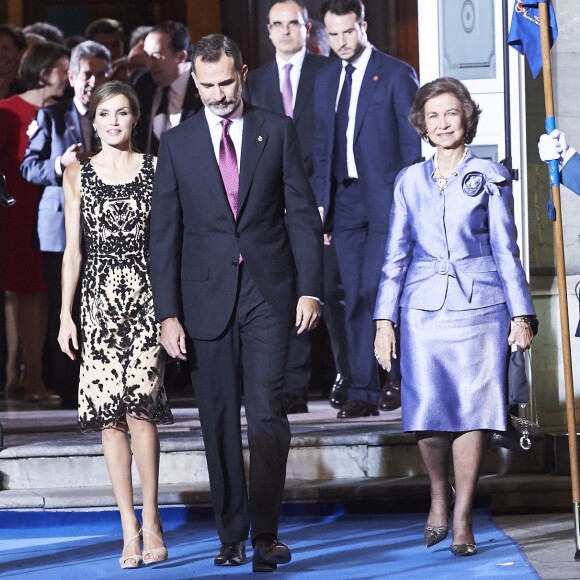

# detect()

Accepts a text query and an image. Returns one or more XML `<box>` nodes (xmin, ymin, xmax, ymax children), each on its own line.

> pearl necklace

<box><xmin>433</xmin><ymin>148</ymin><xmax>469</xmax><ymax>193</ymax></box>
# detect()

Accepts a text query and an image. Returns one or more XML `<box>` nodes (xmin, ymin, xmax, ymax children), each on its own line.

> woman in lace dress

<box><xmin>58</xmin><ymin>80</ymin><xmax>172</xmax><ymax>569</ymax></box>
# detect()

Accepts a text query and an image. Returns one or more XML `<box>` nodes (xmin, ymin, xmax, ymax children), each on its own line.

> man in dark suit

<box><xmin>312</xmin><ymin>0</ymin><xmax>421</xmax><ymax>418</ymax></box>
<box><xmin>21</xmin><ymin>40</ymin><xmax>111</xmax><ymax>408</ymax></box>
<box><xmin>133</xmin><ymin>20</ymin><xmax>201</xmax><ymax>154</ymax></box>
<box><xmin>243</xmin><ymin>0</ymin><xmax>334</xmax><ymax>415</ymax></box>
<box><xmin>149</xmin><ymin>34</ymin><xmax>323</xmax><ymax>572</ymax></box>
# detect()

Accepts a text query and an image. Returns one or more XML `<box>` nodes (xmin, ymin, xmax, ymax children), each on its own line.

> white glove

<box><xmin>538</xmin><ymin>129</ymin><xmax>568</xmax><ymax>163</ymax></box>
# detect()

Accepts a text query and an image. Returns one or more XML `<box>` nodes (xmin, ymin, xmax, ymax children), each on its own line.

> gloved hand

<box><xmin>538</xmin><ymin>129</ymin><xmax>568</xmax><ymax>163</ymax></box>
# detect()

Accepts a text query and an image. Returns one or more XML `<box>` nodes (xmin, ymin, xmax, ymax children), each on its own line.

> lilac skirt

<box><xmin>399</xmin><ymin>303</ymin><xmax>510</xmax><ymax>432</ymax></box>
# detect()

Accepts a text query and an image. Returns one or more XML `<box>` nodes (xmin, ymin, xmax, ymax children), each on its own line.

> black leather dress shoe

<box><xmin>379</xmin><ymin>377</ymin><xmax>401</xmax><ymax>411</ymax></box>
<box><xmin>329</xmin><ymin>374</ymin><xmax>351</xmax><ymax>409</ymax></box>
<box><xmin>214</xmin><ymin>541</ymin><xmax>246</xmax><ymax>566</ymax></box>
<box><xmin>337</xmin><ymin>399</ymin><xmax>379</xmax><ymax>418</ymax></box>
<box><xmin>252</xmin><ymin>535</ymin><xmax>291</xmax><ymax>572</ymax></box>
<box><xmin>283</xmin><ymin>392</ymin><xmax>308</xmax><ymax>414</ymax></box>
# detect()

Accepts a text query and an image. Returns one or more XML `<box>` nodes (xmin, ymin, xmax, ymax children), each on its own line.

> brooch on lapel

<box><xmin>462</xmin><ymin>172</ymin><xmax>485</xmax><ymax>197</ymax></box>
<box><xmin>461</xmin><ymin>171</ymin><xmax>504</xmax><ymax>197</ymax></box>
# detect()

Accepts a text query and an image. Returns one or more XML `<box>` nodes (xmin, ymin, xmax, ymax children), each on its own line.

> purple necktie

<box><xmin>218</xmin><ymin>118</ymin><xmax>239</xmax><ymax>218</ymax></box>
<box><xmin>281</xmin><ymin>63</ymin><xmax>293</xmax><ymax>117</ymax></box>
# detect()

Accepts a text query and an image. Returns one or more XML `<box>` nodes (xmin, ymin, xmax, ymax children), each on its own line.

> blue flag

<box><xmin>508</xmin><ymin>1</ymin><xmax>558</xmax><ymax>78</ymax></box>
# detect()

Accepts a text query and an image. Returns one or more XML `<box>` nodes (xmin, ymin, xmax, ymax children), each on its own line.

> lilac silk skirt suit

<box><xmin>374</xmin><ymin>153</ymin><xmax>535</xmax><ymax>432</ymax></box>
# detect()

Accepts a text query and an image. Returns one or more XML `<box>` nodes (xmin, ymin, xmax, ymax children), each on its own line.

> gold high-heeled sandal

<box><xmin>119</xmin><ymin>529</ymin><xmax>143</xmax><ymax>569</ymax></box>
<box><xmin>142</xmin><ymin>525</ymin><xmax>168</xmax><ymax>565</ymax></box>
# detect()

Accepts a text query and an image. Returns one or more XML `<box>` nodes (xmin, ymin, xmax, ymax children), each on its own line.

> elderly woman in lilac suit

<box><xmin>373</xmin><ymin>77</ymin><xmax>535</xmax><ymax>557</ymax></box>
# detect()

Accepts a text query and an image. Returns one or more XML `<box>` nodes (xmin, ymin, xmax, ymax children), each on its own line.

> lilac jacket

<box><xmin>374</xmin><ymin>153</ymin><xmax>535</xmax><ymax>324</ymax></box>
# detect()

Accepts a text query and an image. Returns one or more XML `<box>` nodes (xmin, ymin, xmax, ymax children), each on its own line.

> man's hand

<box><xmin>295</xmin><ymin>297</ymin><xmax>321</xmax><ymax>335</ymax></box>
<box><xmin>160</xmin><ymin>317</ymin><xmax>187</xmax><ymax>360</ymax></box>
<box><xmin>538</xmin><ymin>129</ymin><xmax>568</xmax><ymax>163</ymax></box>
<box><xmin>60</xmin><ymin>143</ymin><xmax>89</xmax><ymax>169</ymax></box>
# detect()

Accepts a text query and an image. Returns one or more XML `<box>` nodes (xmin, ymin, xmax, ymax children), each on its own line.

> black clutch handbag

<box><xmin>0</xmin><ymin>172</ymin><xmax>15</xmax><ymax>208</ymax></box>
<box><xmin>492</xmin><ymin>345</ymin><xmax>539</xmax><ymax>452</ymax></box>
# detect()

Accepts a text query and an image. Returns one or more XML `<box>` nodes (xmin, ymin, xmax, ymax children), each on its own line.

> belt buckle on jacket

<box><xmin>434</xmin><ymin>259</ymin><xmax>449</xmax><ymax>275</ymax></box>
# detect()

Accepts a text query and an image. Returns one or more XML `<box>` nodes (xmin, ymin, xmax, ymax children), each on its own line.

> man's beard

<box><xmin>205</xmin><ymin>83</ymin><xmax>242</xmax><ymax>117</ymax></box>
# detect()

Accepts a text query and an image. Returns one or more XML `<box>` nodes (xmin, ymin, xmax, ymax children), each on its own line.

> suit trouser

<box><xmin>42</xmin><ymin>251</ymin><xmax>80</xmax><ymax>405</ymax></box>
<box><xmin>332</xmin><ymin>180</ymin><xmax>388</xmax><ymax>405</ymax></box>
<box><xmin>189</xmin><ymin>264</ymin><xmax>291</xmax><ymax>544</ymax></box>
<box><xmin>283</xmin><ymin>327</ymin><xmax>311</xmax><ymax>398</ymax></box>
<box><xmin>322</xmin><ymin>239</ymin><xmax>350</xmax><ymax>377</ymax></box>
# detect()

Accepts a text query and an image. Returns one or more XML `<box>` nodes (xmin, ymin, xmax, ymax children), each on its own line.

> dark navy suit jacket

<box><xmin>312</xmin><ymin>47</ymin><xmax>421</xmax><ymax>233</ymax></box>
<box><xmin>132</xmin><ymin>70</ymin><xmax>202</xmax><ymax>154</ymax></box>
<box><xmin>243</xmin><ymin>53</ymin><xmax>329</xmax><ymax>176</ymax></box>
<box><xmin>562</xmin><ymin>152</ymin><xmax>580</xmax><ymax>195</ymax></box>
<box><xmin>21</xmin><ymin>99</ymin><xmax>85</xmax><ymax>252</ymax></box>
<box><xmin>149</xmin><ymin>103</ymin><xmax>323</xmax><ymax>340</ymax></box>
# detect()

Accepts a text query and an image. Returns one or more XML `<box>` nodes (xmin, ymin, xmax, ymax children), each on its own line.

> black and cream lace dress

<box><xmin>77</xmin><ymin>154</ymin><xmax>173</xmax><ymax>432</ymax></box>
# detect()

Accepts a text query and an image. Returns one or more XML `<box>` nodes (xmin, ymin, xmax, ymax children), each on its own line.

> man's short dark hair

<box><xmin>85</xmin><ymin>18</ymin><xmax>123</xmax><ymax>39</ymax></box>
<box><xmin>320</xmin><ymin>0</ymin><xmax>365</xmax><ymax>22</ymax></box>
<box><xmin>268</xmin><ymin>0</ymin><xmax>309</xmax><ymax>22</ymax></box>
<box><xmin>22</xmin><ymin>22</ymin><xmax>65</xmax><ymax>45</ymax></box>
<box><xmin>150</xmin><ymin>21</ymin><xmax>192</xmax><ymax>58</ymax></box>
<box><xmin>191</xmin><ymin>34</ymin><xmax>243</xmax><ymax>74</ymax></box>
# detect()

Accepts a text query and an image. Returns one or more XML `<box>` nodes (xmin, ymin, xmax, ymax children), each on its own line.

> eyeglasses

<box><xmin>268</xmin><ymin>20</ymin><xmax>306</xmax><ymax>31</ymax></box>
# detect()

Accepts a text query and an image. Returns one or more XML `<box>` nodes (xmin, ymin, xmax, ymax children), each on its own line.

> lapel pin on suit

<box><xmin>373</xmin><ymin>75</ymin><xmax>379</xmax><ymax>81</ymax></box>
<box><xmin>258</xmin><ymin>135</ymin><xmax>263</xmax><ymax>142</ymax></box>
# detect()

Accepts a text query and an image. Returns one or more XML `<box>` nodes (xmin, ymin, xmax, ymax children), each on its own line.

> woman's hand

<box><xmin>58</xmin><ymin>316</ymin><xmax>79</xmax><ymax>360</ymax></box>
<box><xmin>374</xmin><ymin>321</ymin><xmax>397</xmax><ymax>371</ymax></box>
<box><xmin>508</xmin><ymin>317</ymin><xmax>534</xmax><ymax>350</ymax></box>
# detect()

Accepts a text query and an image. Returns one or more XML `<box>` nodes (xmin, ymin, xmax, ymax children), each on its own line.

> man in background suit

<box><xmin>312</xmin><ymin>0</ymin><xmax>421</xmax><ymax>418</ymax></box>
<box><xmin>243</xmin><ymin>0</ymin><xmax>336</xmax><ymax>415</ymax></box>
<box><xmin>133</xmin><ymin>20</ymin><xmax>201</xmax><ymax>154</ymax></box>
<box><xmin>150</xmin><ymin>34</ymin><xmax>322</xmax><ymax>571</ymax></box>
<box><xmin>21</xmin><ymin>40</ymin><xmax>111</xmax><ymax>408</ymax></box>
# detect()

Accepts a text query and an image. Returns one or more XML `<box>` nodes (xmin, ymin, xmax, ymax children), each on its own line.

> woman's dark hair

<box><xmin>0</xmin><ymin>24</ymin><xmax>27</xmax><ymax>52</ymax></box>
<box><xmin>88</xmin><ymin>80</ymin><xmax>140</xmax><ymax>124</ymax></box>
<box><xmin>409</xmin><ymin>76</ymin><xmax>481</xmax><ymax>146</ymax></box>
<box><xmin>17</xmin><ymin>41</ymin><xmax>70</xmax><ymax>91</ymax></box>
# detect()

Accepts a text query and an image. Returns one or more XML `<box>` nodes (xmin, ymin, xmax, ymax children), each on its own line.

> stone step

<box><xmin>0</xmin><ymin>473</ymin><xmax>573</xmax><ymax>512</ymax></box>
<box><xmin>0</xmin><ymin>403</ymin><xmax>547</xmax><ymax>494</ymax></box>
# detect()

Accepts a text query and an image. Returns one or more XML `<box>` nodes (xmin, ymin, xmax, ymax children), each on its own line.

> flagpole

<box><xmin>538</xmin><ymin>0</ymin><xmax>580</xmax><ymax>559</ymax></box>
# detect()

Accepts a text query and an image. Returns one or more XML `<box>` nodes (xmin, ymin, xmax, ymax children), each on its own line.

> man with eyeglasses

<box><xmin>243</xmin><ymin>1</ymin><xmax>349</xmax><ymax>416</ymax></box>
<box><xmin>20</xmin><ymin>40</ymin><xmax>111</xmax><ymax>409</ymax></box>
<box><xmin>133</xmin><ymin>20</ymin><xmax>202</xmax><ymax>154</ymax></box>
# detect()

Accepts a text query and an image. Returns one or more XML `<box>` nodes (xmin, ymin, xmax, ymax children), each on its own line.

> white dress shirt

<box><xmin>335</xmin><ymin>44</ymin><xmax>373</xmax><ymax>179</ymax></box>
<box><xmin>204</xmin><ymin>102</ymin><xmax>244</xmax><ymax>171</ymax></box>
<box><xmin>148</xmin><ymin>66</ymin><xmax>192</xmax><ymax>151</ymax></box>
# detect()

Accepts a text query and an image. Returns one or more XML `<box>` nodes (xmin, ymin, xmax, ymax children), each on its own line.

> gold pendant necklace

<box><xmin>433</xmin><ymin>148</ymin><xmax>469</xmax><ymax>193</ymax></box>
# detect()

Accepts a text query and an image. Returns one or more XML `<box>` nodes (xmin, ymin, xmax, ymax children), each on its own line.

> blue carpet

<box><xmin>0</xmin><ymin>507</ymin><xmax>538</xmax><ymax>579</ymax></box>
